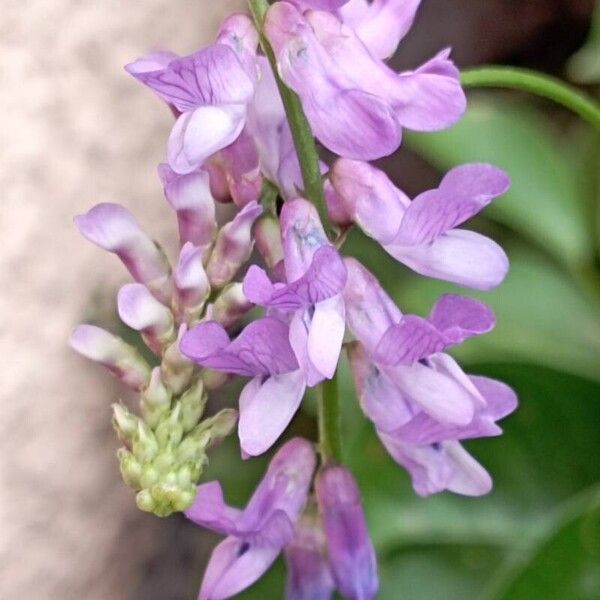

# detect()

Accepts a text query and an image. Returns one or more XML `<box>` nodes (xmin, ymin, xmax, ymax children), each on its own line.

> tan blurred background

<box><xmin>0</xmin><ymin>1</ymin><xmax>593</xmax><ymax>599</ymax></box>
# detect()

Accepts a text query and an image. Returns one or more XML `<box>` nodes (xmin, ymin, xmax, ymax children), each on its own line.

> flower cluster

<box><xmin>71</xmin><ymin>1</ymin><xmax>518</xmax><ymax>598</ymax></box>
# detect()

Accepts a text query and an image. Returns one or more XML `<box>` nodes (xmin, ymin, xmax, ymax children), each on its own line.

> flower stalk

<box><xmin>317</xmin><ymin>371</ymin><xmax>343</xmax><ymax>464</ymax></box>
<box><xmin>461</xmin><ymin>66</ymin><xmax>600</xmax><ymax>129</ymax></box>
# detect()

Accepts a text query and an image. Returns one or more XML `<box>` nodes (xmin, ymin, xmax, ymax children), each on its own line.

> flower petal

<box><xmin>394</xmin><ymin>164</ymin><xmax>510</xmax><ymax>246</ymax></box>
<box><xmin>238</xmin><ymin>371</ymin><xmax>307</xmax><ymax>456</ymax></box>
<box><xmin>429</xmin><ymin>294</ymin><xmax>496</xmax><ymax>343</ymax></box>
<box><xmin>168</xmin><ymin>104</ymin><xmax>247</xmax><ymax>175</ymax></box>
<box><xmin>469</xmin><ymin>375</ymin><xmax>518</xmax><ymax>421</ymax></box>
<box><xmin>181</xmin><ymin>318</ymin><xmax>299</xmax><ymax>377</ymax></box>
<box><xmin>307</xmin><ymin>295</ymin><xmax>346</xmax><ymax>380</ymax></box>
<box><xmin>386</xmin><ymin>228</ymin><xmax>509</xmax><ymax>290</ymax></box>
<box><xmin>199</xmin><ymin>536</ymin><xmax>280</xmax><ymax>600</ymax></box>
<box><xmin>340</xmin><ymin>0</ymin><xmax>422</xmax><ymax>59</ymax></box>
<box><xmin>185</xmin><ymin>481</ymin><xmax>242</xmax><ymax>535</ymax></box>
<box><xmin>126</xmin><ymin>44</ymin><xmax>255</xmax><ymax>112</ymax></box>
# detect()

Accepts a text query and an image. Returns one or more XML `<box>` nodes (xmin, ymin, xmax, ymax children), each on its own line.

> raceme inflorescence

<box><xmin>71</xmin><ymin>1</ymin><xmax>518</xmax><ymax>598</ymax></box>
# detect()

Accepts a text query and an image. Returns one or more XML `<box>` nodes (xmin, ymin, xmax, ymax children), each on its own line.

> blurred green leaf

<box><xmin>390</xmin><ymin>245</ymin><xmax>600</xmax><ymax>381</ymax></box>
<box><xmin>482</xmin><ymin>487</ymin><xmax>600</xmax><ymax>600</ymax></box>
<box><xmin>406</xmin><ymin>99</ymin><xmax>594</xmax><ymax>266</ymax></box>
<box><xmin>568</xmin><ymin>0</ymin><xmax>600</xmax><ymax>84</ymax></box>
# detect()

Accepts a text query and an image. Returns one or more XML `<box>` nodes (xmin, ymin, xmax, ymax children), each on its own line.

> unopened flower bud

<box><xmin>141</xmin><ymin>367</ymin><xmax>172</xmax><ymax>428</ymax></box>
<box><xmin>179</xmin><ymin>379</ymin><xmax>207</xmax><ymax>433</ymax></box>
<box><xmin>161</xmin><ymin>325</ymin><xmax>195</xmax><ymax>394</ymax></box>
<box><xmin>158</xmin><ymin>165</ymin><xmax>217</xmax><ymax>252</ymax></box>
<box><xmin>133</xmin><ymin>421</ymin><xmax>159</xmax><ymax>462</ymax></box>
<box><xmin>74</xmin><ymin>203</ymin><xmax>173</xmax><ymax>303</ymax></box>
<box><xmin>174</xmin><ymin>243</ymin><xmax>210</xmax><ymax>322</ymax></box>
<box><xmin>206</xmin><ymin>283</ymin><xmax>252</xmax><ymax>329</ymax></box>
<box><xmin>155</xmin><ymin>403</ymin><xmax>184</xmax><ymax>450</ymax></box>
<box><xmin>136</xmin><ymin>489</ymin><xmax>156</xmax><ymax>513</ymax></box>
<box><xmin>200</xmin><ymin>367</ymin><xmax>230</xmax><ymax>391</ymax></box>
<box><xmin>118</xmin><ymin>283</ymin><xmax>175</xmax><ymax>354</ymax></box>
<box><xmin>117</xmin><ymin>448</ymin><xmax>142</xmax><ymax>489</ymax></box>
<box><xmin>316</xmin><ymin>466</ymin><xmax>379</xmax><ymax>600</ymax></box>
<box><xmin>112</xmin><ymin>403</ymin><xmax>140</xmax><ymax>442</ymax></box>
<box><xmin>206</xmin><ymin>201</ymin><xmax>262</xmax><ymax>288</ymax></box>
<box><xmin>139</xmin><ymin>463</ymin><xmax>160</xmax><ymax>489</ymax></box>
<box><xmin>70</xmin><ymin>324</ymin><xmax>151</xmax><ymax>390</ymax></box>
<box><xmin>254</xmin><ymin>213</ymin><xmax>283</xmax><ymax>269</ymax></box>
<box><xmin>198</xmin><ymin>408</ymin><xmax>238</xmax><ymax>447</ymax></box>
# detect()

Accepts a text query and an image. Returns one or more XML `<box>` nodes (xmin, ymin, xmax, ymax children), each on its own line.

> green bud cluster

<box><xmin>113</xmin><ymin>373</ymin><xmax>237</xmax><ymax>517</ymax></box>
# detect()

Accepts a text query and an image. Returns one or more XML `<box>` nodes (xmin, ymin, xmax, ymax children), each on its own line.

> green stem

<box><xmin>461</xmin><ymin>66</ymin><xmax>600</xmax><ymax>130</ymax></box>
<box><xmin>317</xmin><ymin>371</ymin><xmax>343</xmax><ymax>464</ymax></box>
<box><xmin>247</xmin><ymin>0</ymin><xmax>330</xmax><ymax>231</ymax></box>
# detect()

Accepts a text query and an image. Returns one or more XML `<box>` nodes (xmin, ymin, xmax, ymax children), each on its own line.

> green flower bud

<box><xmin>139</xmin><ymin>463</ymin><xmax>160</xmax><ymax>489</ymax></box>
<box><xmin>155</xmin><ymin>403</ymin><xmax>184</xmax><ymax>450</ymax></box>
<box><xmin>208</xmin><ymin>283</ymin><xmax>252</xmax><ymax>329</ymax></box>
<box><xmin>203</xmin><ymin>408</ymin><xmax>238</xmax><ymax>447</ymax></box>
<box><xmin>254</xmin><ymin>213</ymin><xmax>283</xmax><ymax>269</ymax></box>
<box><xmin>133</xmin><ymin>421</ymin><xmax>159</xmax><ymax>462</ymax></box>
<box><xmin>117</xmin><ymin>448</ymin><xmax>142</xmax><ymax>489</ymax></box>
<box><xmin>201</xmin><ymin>367</ymin><xmax>230</xmax><ymax>391</ymax></box>
<box><xmin>112</xmin><ymin>404</ymin><xmax>139</xmax><ymax>442</ymax></box>
<box><xmin>136</xmin><ymin>489</ymin><xmax>156</xmax><ymax>513</ymax></box>
<box><xmin>141</xmin><ymin>367</ymin><xmax>172</xmax><ymax>428</ymax></box>
<box><xmin>179</xmin><ymin>379</ymin><xmax>207</xmax><ymax>433</ymax></box>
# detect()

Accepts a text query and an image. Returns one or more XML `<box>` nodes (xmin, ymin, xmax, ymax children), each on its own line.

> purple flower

<box><xmin>339</xmin><ymin>0</ymin><xmax>422</xmax><ymax>59</ymax></box>
<box><xmin>74</xmin><ymin>203</ymin><xmax>173</xmax><ymax>303</ymax></box>
<box><xmin>158</xmin><ymin>164</ymin><xmax>217</xmax><ymax>253</ymax></box>
<box><xmin>180</xmin><ymin>318</ymin><xmax>306</xmax><ymax>456</ymax></box>
<box><xmin>265</xmin><ymin>2</ymin><xmax>464</xmax><ymax>160</ymax></box>
<box><xmin>315</xmin><ymin>466</ymin><xmax>378</xmax><ymax>599</ymax></box>
<box><xmin>126</xmin><ymin>15</ymin><xmax>259</xmax><ymax>174</ymax></box>
<box><xmin>243</xmin><ymin>199</ymin><xmax>347</xmax><ymax>386</ymax></box>
<box><xmin>331</xmin><ymin>161</ymin><xmax>510</xmax><ymax>289</ymax></box>
<box><xmin>343</xmin><ymin>259</ymin><xmax>517</xmax><ymax>495</ymax></box>
<box><xmin>185</xmin><ymin>438</ymin><xmax>316</xmax><ymax>600</ymax></box>
<box><xmin>174</xmin><ymin>243</ymin><xmax>210</xmax><ymax>322</ymax></box>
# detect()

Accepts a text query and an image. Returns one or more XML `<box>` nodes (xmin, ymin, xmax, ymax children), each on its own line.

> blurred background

<box><xmin>1</xmin><ymin>0</ymin><xmax>599</xmax><ymax>598</ymax></box>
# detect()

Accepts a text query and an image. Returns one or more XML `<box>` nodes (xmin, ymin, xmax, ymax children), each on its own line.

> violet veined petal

<box><xmin>168</xmin><ymin>104</ymin><xmax>247</xmax><ymax>175</ymax></box>
<box><xmin>289</xmin><ymin>0</ymin><xmax>350</xmax><ymax>9</ymax></box>
<box><xmin>374</xmin><ymin>316</ymin><xmax>448</xmax><ymax>366</ymax></box>
<box><xmin>280</xmin><ymin>198</ymin><xmax>329</xmax><ymax>282</ymax></box>
<box><xmin>185</xmin><ymin>481</ymin><xmax>242</xmax><ymax>535</ymax></box>
<box><xmin>126</xmin><ymin>44</ymin><xmax>255</xmax><ymax>112</ymax></box>
<box><xmin>124</xmin><ymin>50</ymin><xmax>178</xmax><ymax>75</ymax></box>
<box><xmin>429</xmin><ymin>294</ymin><xmax>496</xmax><ymax>344</ymax></box>
<box><xmin>316</xmin><ymin>467</ymin><xmax>379</xmax><ymax>600</ymax></box>
<box><xmin>394</xmin><ymin>164</ymin><xmax>510</xmax><ymax>246</ymax></box>
<box><xmin>242</xmin><ymin>437</ymin><xmax>316</xmax><ymax>525</ymax></box>
<box><xmin>198</xmin><ymin>535</ymin><xmax>280</xmax><ymax>600</ymax></box>
<box><xmin>238</xmin><ymin>370</ymin><xmax>307</xmax><ymax>456</ymax></box>
<box><xmin>284</xmin><ymin>514</ymin><xmax>335</xmax><ymax>600</ymax></box>
<box><xmin>340</xmin><ymin>0</ymin><xmax>422</xmax><ymax>59</ymax></box>
<box><xmin>307</xmin><ymin>295</ymin><xmax>346</xmax><ymax>380</ymax></box>
<box><xmin>244</xmin><ymin>246</ymin><xmax>348</xmax><ymax>311</ymax></box>
<box><xmin>469</xmin><ymin>375</ymin><xmax>518</xmax><ymax>421</ymax></box>
<box><xmin>348</xmin><ymin>342</ymin><xmax>413</xmax><ymax>433</ymax></box>
<box><xmin>159</xmin><ymin>165</ymin><xmax>217</xmax><ymax>249</ymax></box>
<box><xmin>384</xmin><ymin>362</ymin><xmax>475</xmax><ymax>425</ymax></box>
<box><xmin>386</xmin><ymin>228</ymin><xmax>509</xmax><ymax>290</ymax></box>
<box><xmin>392</xmin><ymin>48</ymin><xmax>466</xmax><ymax>131</ymax></box>
<box><xmin>74</xmin><ymin>203</ymin><xmax>172</xmax><ymax>301</ymax></box>
<box><xmin>343</xmin><ymin>258</ymin><xmax>403</xmax><ymax>353</ymax></box>
<box><xmin>330</xmin><ymin>159</ymin><xmax>408</xmax><ymax>244</ymax></box>
<box><xmin>215</xmin><ymin>13</ymin><xmax>260</xmax><ymax>79</ymax></box>
<box><xmin>181</xmin><ymin>318</ymin><xmax>299</xmax><ymax>376</ymax></box>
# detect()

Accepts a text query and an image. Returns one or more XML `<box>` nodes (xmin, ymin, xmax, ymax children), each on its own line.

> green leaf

<box><xmin>393</xmin><ymin>245</ymin><xmax>600</xmax><ymax>382</ymax></box>
<box><xmin>483</xmin><ymin>487</ymin><xmax>600</xmax><ymax>600</ymax></box>
<box><xmin>406</xmin><ymin>99</ymin><xmax>594</xmax><ymax>266</ymax></box>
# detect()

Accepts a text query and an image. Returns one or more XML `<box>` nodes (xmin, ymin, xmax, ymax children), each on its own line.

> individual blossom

<box><xmin>265</xmin><ymin>2</ymin><xmax>465</xmax><ymax>160</ymax></box>
<box><xmin>331</xmin><ymin>161</ymin><xmax>511</xmax><ymax>289</ymax></box>
<box><xmin>185</xmin><ymin>438</ymin><xmax>316</xmax><ymax>600</ymax></box>
<box><xmin>343</xmin><ymin>258</ymin><xmax>517</xmax><ymax>496</ymax></box>
<box><xmin>74</xmin><ymin>202</ymin><xmax>173</xmax><ymax>303</ymax></box>
<box><xmin>243</xmin><ymin>198</ymin><xmax>347</xmax><ymax>387</ymax></box>
<box><xmin>180</xmin><ymin>317</ymin><xmax>306</xmax><ymax>456</ymax></box>
<box><xmin>126</xmin><ymin>14</ymin><xmax>259</xmax><ymax>174</ymax></box>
